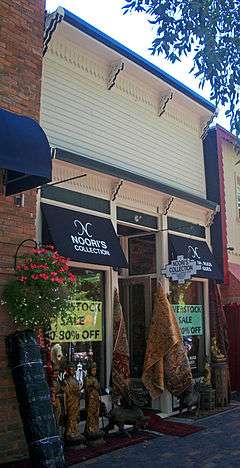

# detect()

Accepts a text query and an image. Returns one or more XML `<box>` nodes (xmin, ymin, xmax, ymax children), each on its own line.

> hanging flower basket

<box><xmin>3</xmin><ymin>246</ymin><xmax>76</xmax><ymax>328</ymax></box>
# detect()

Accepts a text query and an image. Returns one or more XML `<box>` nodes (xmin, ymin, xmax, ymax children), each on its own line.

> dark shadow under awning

<box><xmin>41</xmin><ymin>203</ymin><xmax>128</xmax><ymax>269</ymax></box>
<box><xmin>0</xmin><ymin>108</ymin><xmax>51</xmax><ymax>195</ymax></box>
<box><xmin>169</xmin><ymin>234</ymin><xmax>222</xmax><ymax>281</ymax></box>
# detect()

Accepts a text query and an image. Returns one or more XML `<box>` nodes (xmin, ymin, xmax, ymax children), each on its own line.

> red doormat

<box><xmin>65</xmin><ymin>430</ymin><xmax>155</xmax><ymax>466</ymax></box>
<box><xmin>0</xmin><ymin>431</ymin><xmax>155</xmax><ymax>468</ymax></box>
<box><xmin>144</xmin><ymin>410</ymin><xmax>204</xmax><ymax>437</ymax></box>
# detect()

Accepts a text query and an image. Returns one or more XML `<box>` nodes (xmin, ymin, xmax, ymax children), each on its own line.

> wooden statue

<box><xmin>84</xmin><ymin>361</ymin><xmax>104</xmax><ymax>445</ymax></box>
<box><xmin>62</xmin><ymin>362</ymin><xmax>83</xmax><ymax>442</ymax></box>
<box><xmin>50</xmin><ymin>369</ymin><xmax>62</xmax><ymax>428</ymax></box>
<box><xmin>211</xmin><ymin>337</ymin><xmax>226</xmax><ymax>363</ymax></box>
<box><xmin>203</xmin><ymin>361</ymin><xmax>212</xmax><ymax>387</ymax></box>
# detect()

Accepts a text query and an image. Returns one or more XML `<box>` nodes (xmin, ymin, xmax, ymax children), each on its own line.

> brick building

<box><xmin>0</xmin><ymin>0</ymin><xmax>48</xmax><ymax>462</ymax></box>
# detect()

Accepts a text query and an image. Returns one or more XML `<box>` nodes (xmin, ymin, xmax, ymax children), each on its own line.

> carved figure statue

<box><xmin>203</xmin><ymin>361</ymin><xmax>212</xmax><ymax>387</ymax></box>
<box><xmin>211</xmin><ymin>337</ymin><xmax>226</xmax><ymax>363</ymax></box>
<box><xmin>84</xmin><ymin>361</ymin><xmax>101</xmax><ymax>437</ymax></box>
<box><xmin>62</xmin><ymin>362</ymin><xmax>83</xmax><ymax>442</ymax></box>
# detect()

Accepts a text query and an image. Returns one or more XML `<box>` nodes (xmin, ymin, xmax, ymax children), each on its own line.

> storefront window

<box><xmin>49</xmin><ymin>268</ymin><xmax>106</xmax><ymax>388</ymax></box>
<box><xmin>169</xmin><ymin>281</ymin><xmax>205</xmax><ymax>378</ymax></box>
<box><xmin>128</xmin><ymin>234</ymin><xmax>156</xmax><ymax>275</ymax></box>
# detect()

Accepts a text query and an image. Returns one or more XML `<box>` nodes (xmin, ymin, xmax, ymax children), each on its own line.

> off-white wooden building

<box><xmin>39</xmin><ymin>7</ymin><xmax>221</xmax><ymax>414</ymax></box>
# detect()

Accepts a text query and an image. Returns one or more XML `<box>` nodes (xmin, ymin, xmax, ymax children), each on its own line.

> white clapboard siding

<box><xmin>41</xmin><ymin>51</ymin><xmax>206</xmax><ymax>198</ymax></box>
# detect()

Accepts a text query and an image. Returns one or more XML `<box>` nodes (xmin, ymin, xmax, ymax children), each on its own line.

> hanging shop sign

<box><xmin>41</xmin><ymin>203</ymin><xmax>128</xmax><ymax>268</ymax></box>
<box><xmin>161</xmin><ymin>255</ymin><xmax>201</xmax><ymax>284</ymax></box>
<box><xmin>172</xmin><ymin>304</ymin><xmax>203</xmax><ymax>336</ymax></box>
<box><xmin>48</xmin><ymin>300</ymin><xmax>103</xmax><ymax>343</ymax></box>
<box><xmin>167</xmin><ymin>234</ymin><xmax>222</xmax><ymax>281</ymax></box>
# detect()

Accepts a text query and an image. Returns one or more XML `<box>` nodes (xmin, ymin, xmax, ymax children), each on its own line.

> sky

<box><xmin>46</xmin><ymin>0</ymin><xmax>229</xmax><ymax>131</ymax></box>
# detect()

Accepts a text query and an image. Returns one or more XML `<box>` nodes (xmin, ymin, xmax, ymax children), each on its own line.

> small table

<box><xmin>211</xmin><ymin>362</ymin><xmax>230</xmax><ymax>407</ymax></box>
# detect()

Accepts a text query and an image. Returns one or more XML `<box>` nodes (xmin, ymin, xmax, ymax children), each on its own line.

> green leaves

<box><xmin>123</xmin><ymin>0</ymin><xmax>240</xmax><ymax>135</ymax></box>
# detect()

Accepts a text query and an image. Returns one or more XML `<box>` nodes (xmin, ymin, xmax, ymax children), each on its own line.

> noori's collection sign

<box><xmin>161</xmin><ymin>255</ymin><xmax>201</xmax><ymax>284</ymax></box>
<box><xmin>41</xmin><ymin>204</ymin><xmax>127</xmax><ymax>268</ymax></box>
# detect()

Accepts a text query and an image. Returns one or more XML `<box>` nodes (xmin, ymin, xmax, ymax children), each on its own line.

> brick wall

<box><xmin>0</xmin><ymin>0</ymin><xmax>45</xmax><ymax>462</ymax></box>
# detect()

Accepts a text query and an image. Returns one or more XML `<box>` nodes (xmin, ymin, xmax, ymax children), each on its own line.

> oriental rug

<box><xmin>0</xmin><ymin>431</ymin><xmax>155</xmax><ymax>468</ymax></box>
<box><xmin>112</xmin><ymin>288</ymin><xmax>130</xmax><ymax>401</ymax></box>
<box><xmin>65</xmin><ymin>430</ymin><xmax>155</xmax><ymax>465</ymax></box>
<box><xmin>144</xmin><ymin>410</ymin><xmax>204</xmax><ymax>437</ymax></box>
<box><xmin>142</xmin><ymin>285</ymin><xmax>192</xmax><ymax>399</ymax></box>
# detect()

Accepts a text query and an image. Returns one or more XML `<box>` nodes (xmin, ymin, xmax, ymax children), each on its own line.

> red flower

<box><xmin>31</xmin><ymin>274</ymin><xmax>39</xmax><ymax>280</ymax></box>
<box><xmin>68</xmin><ymin>273</ymin><xmax>76</xmax><ymax>283</ymax></box>
<box><xmin>19</xmin><ymin>276</ymin><xmax>27</xmax><ymax>282</ymax></box>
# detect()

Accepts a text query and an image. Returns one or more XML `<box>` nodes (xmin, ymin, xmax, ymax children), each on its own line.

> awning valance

<box><xmin>168</xmin><ymin>234</ymin><xmax>222</xmax><ymax>281</ymax></box>
<box><xmin>0</xmin><ymin>108</ymin><xmax>51</xmax><ymax>195</ymax></box>
<box><xmin>41</xmin><ymin>204</ymin><xmax>128</xmax><ymax>268</ymax></box>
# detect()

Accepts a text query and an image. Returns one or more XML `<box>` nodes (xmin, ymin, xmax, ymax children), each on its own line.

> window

<box><xmin>128</xmin><ymin>234</ymin><xmax>156</xmax><ymax>275</ymax></box>
<box><xmin>49</xmin><ymin>268</ymin><xmax>106</xmax><ymax>389</ymax></box>
<box><xmin>169</xmin><ymin>281</ymin><xmax>205</xmax><ymax>378</ymax></box>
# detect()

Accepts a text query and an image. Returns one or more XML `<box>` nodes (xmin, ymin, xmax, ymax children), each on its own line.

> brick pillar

<box><xmin>0</xmin><ymin>0</ymin><xmax>46</xmax><ymax>462</ymax></box>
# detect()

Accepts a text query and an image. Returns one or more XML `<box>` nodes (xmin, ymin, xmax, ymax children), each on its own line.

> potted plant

<box><xmin>3</xmin><ymin>245</ymin><xmax>76</xmax><ymax>328</ymax></box>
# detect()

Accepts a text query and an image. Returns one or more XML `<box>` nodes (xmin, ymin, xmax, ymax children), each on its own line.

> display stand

<box><xmin>211</xmin><ymin>362</ymin><xmax>230</xmax><ymax>407</ymax></box>
<box><xmin>199</xmin><ymin>386</ymin><xmax>216</xmax><ymax>411</ymax></box>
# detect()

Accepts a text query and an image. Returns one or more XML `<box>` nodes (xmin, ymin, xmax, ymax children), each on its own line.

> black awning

<box><xmin>168</xmin><ymin>234</ymin><xmax>222</xmax><ymax>281</ymax></box>
<box><xmin>41</xmin><ymin>204</ymin><xmax>128</xmax><ymax>268</ymax></box>
<box><xmin>0</xmin><ymin>108</ymin><xmax>51</xmax><ymax>195</ymax></box>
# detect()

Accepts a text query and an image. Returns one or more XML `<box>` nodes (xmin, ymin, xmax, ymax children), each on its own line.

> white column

<box><xmin>105</xmin><ymin>200</ymin><xmax>118</xmax><ymax>391</ymax></box>
<box><xmin>152</xmin><ymin>212</ymin><xmax>173</xmax><ymax>415</ymax></box>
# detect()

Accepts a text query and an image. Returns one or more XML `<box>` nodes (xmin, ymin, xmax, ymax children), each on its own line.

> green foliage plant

<box><xmin>3</xmin><ymin>246</ymin><xmax>77</xmax><ymax>328</ymax></box>
<box><xmin>123</xmin><ymin>0</ymin><xmax>240</xmax><ymax>135</ymax></box>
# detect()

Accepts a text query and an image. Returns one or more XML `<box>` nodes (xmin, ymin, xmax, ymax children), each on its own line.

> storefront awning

<box><xmin>168</xmin><ymin>234</ymin><xmax>222</xmax><ymax>281</ymax></box>
<box><xmin>41</xmin><ymin>204</ymin><xmax>128</xmax><ymax>268</ymax></box>
<box><xmin>0</xmin><ymin>108</ymin><xmax>51</xmax><ymax>195</ymax></box>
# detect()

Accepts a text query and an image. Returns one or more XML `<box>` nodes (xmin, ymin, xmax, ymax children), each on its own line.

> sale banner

<box><xmin>48</xmin><ymin>300</ymin><xmax>102</xmax><ymax>343</ymax></box>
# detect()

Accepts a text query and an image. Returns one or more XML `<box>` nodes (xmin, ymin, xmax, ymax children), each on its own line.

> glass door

<box><xmin>119</xmin><ymin>277</ymin><xmax>152</xmax><ymax>378</ymax></box>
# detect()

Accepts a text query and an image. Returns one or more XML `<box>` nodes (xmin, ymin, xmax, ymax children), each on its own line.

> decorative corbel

<box><xmin>107</xmin><ymin>60</ymin><xmax>125</xmax><ymax>90</ymax></box>
<box><xmin>158</xmin><ymin>90</ymin><xmax>174</xmax><ymax>117</ymax></box>
<box><xmin>162</xmin><ymin>196</ymin><xmax>174</xmax><ymax>215</ymax></box>
<box><xmin>205</xmin><ymin>204</ymin><xmax>220</xmax><ymax>227</ymax></box>
<box><xmin>111</xmin><ymin>179</ymin><xmax>124</xmax><ymax>202</ymax></box>
<box><xmin>201</xmin><ymin>108</ymin><xmax>219</xmax><ymax>140</ymax></box>
<box><xmin>43</xmin><ymin>6</ymin><xmax>65</xmax><ymax>56</ymax></box>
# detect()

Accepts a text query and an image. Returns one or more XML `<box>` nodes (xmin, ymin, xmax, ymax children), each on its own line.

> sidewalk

<box><xmin>72</xmin><ymin>404</ymin><xmax>240</xmax><ymax>468</ymax></box>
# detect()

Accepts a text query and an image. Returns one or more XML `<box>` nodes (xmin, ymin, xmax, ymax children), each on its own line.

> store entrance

<box><xmin>119</xmin><ymin>277</ymin><xmax>153</xmax><ymax>378</ymax></box>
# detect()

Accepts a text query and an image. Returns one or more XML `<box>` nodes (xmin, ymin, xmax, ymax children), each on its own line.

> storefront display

<box><xmin>38</xmin><ymin>192</ymin><xmax>221</xmax><ymax>420</ymax></box>
<box><xmin>170</xmin><ymin>281</ymin><xmax>205</xmax><ymax>377</ymax></box>
<box><xmin>48</xmin><ymin>268</ymin><xmax>106</xmax><ymax>387</ymax></box>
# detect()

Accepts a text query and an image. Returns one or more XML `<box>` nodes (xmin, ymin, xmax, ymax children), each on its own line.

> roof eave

<box><xmin>45</xmin><ymin>7</ymin><xmax>216</xmax><ymax>113</ymax></box>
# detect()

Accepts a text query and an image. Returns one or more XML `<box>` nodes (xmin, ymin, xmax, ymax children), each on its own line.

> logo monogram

<box><xmin>188</xmin><ymin>245</ymin><xmax>200</xmax><ymax>259</ymax></box>
<box><xmin>74</xmin><ymin>220</ymin><xmax>93</xmax><ymax>238</ymax></box>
